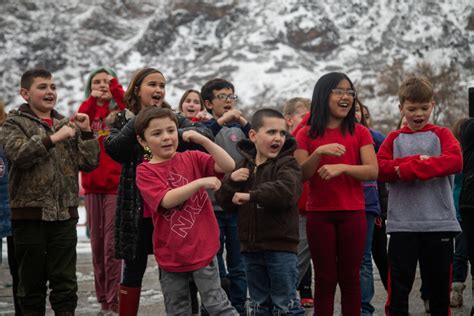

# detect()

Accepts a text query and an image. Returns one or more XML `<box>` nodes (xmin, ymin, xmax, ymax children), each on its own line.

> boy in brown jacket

<box><xmin>216</xmin><ymin>108</ymin><xmax>305</xmax><ymax>315</ymax></box>
<box><xmin>1</xmin><ymin>68</ymin><xmax>99</xmax><ymax>315</ymax></box>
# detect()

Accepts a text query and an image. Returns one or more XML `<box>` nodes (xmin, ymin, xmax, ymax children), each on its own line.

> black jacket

<box><xmin>216</xmin><ymin>137</ymin><xmax>302</xmax><ymax>253</ymax></box>
<box><xmin>104</xmin><ymin>109</ymin><xmax>213</xmax><ymax>260</ymax></box>
<box><xmin>460</xmin><ymin>118</ymin><xmax>474</xmax><ymax>211</ymax></box>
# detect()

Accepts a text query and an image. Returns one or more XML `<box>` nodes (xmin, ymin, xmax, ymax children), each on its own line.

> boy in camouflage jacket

<box><xmin>1</xmin><ymin>69</ymin><xmax>99</xmax><ymax>315</ymax></box>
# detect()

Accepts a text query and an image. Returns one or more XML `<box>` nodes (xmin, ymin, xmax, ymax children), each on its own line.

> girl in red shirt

<box><xmin>295</xmin><ymin>72</ymin><xmax>378</xmax><ymax>316</ymax></box>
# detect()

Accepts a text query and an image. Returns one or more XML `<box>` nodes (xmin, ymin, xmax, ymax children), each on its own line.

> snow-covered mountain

<box><xmin>1</xmin><ymin>0</ymin><xmax>473</xmax><ymax>128</ymax></box>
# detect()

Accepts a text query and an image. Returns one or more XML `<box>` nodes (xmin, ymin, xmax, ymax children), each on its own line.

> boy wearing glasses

<box><xmin>200</xmin><ymin>78</ymin><xmax>249</xmax><ymax>315</ymax></box>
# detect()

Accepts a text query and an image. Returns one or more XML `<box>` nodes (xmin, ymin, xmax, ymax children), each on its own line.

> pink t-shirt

<box><xmin>136</xmin><ymin>151</ymin><xmax>220</xmax><ymax>272</ymax></box>
<box><xmin>296</xmin><ymin>123</ymin><xmax>373</xmax><ymax>211</ymax></box>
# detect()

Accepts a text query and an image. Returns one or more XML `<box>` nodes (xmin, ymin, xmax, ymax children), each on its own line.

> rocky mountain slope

<box><xmin>1</xmin><ymin>0</ymin><xmax>473</xmax><ymax>126</ymax></box>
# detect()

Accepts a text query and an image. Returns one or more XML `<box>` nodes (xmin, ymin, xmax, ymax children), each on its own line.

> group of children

<box><xmin>0</xmin><ymin>66</ymin><xmax>472</xmax><ymax>316</ymax></box>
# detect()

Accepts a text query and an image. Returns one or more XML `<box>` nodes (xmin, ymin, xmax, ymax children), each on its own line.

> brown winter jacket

<box><xmin>1</xmin><ymin>104</ymin><xmax>99</xmax><ymax>221</ymax></box>
<box><xmin>216</xmin><ymin>136</ymin><xmax>302</xmax><ymax>253</ymax></box>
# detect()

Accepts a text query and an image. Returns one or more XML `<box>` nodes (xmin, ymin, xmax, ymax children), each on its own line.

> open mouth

<box><xmin>413</xmin><ymin>119</ymin><xmax>424</xmax><ymax>124</ymax></box>
<box><xmin>223</xmin><ymin>105</ymin><xmax>232</xmax><ymax>111</ymax></box>
<box><xmin>43</xmin><ymin>96</ymin><xmax>54</xmax><ymax>102</ymax></box>
<box><xmin>187</xmin><ymin>109</ymin><xmax>196</xmax><ymax>113</ymax></box>
<box><xmin>338</xmin><ymin>101</ymin><xmax>350</xmax><ymax>108</ymax></box>
<box><xmin>152</xmin><ymin>95</ymin><xmax>162</xmax><ymax>102</ymax></box>
<box><xmin>270</xmin><ymin>143</ymin><xmax>280</xmax><ymax>149</ymax></box>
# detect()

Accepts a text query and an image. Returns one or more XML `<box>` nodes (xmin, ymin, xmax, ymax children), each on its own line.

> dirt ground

<box><xmin>0</xmin><ymin>236</ymin><xmax>472</xmax><ymax>315</ymax></box>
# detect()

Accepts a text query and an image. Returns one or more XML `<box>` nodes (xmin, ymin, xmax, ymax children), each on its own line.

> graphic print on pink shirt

<box><xmin>161</xmin><ymin>171</ymin><xmax>209</xmax><ymax>238</ymax></box>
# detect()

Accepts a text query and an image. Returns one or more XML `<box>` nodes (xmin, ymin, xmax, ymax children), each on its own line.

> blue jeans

<box><xmin>453</xmin><ymin>222</ymin><xmax>469</xmax><ymax>283</ymax></box>
<box><xmin>243</xmin><ymin>251</ymin><xmax>305</xmax><ymax>316</ymax></box>
<box><xmin>215</xmin><ymin>211</ymin><xmax>247</xmax><ymax>313</ymax></box>
<box><xmin>361</xmin><ymin>213</ymin><xmax>375</xmax><ymax>315</ymax></box>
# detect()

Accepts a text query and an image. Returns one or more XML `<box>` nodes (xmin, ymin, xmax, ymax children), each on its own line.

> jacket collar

<box><xmin>18</xmin><ymin>103</ymin><xmax>64</xmax><ymax>120</ymax></box>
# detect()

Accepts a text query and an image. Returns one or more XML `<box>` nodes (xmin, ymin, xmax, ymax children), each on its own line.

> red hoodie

<box><xmin>78</xmin><ymin>78</ymin><xmax>126</xmax><ymax>194</ymax></box>
<box><xmin>292</xmin><ymin>113</ymin><xmax>310</xmax><ymax>212</ymax></box>
<box><xmin>377</xmin><ymin>123</ymin><xmax>463</xmax><ymax>182</ymax></box>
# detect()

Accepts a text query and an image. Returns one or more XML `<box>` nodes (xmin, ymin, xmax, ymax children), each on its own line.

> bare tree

<box><xmin>378</xmin><ymin>60</ymin><xmax>467</xmax><ymax>127</ymax></box>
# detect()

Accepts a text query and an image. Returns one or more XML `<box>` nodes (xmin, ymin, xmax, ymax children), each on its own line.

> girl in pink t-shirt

<box><xmin>295</xmin><ymin>72</ymin><xmax>378</xmax><ymax>316</ymax></box>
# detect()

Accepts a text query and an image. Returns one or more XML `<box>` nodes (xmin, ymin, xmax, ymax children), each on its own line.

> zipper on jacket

<box><xmin>248</xmin><ymin>162</ymin><xmax>257</xmax><ymax>243</ymax></box>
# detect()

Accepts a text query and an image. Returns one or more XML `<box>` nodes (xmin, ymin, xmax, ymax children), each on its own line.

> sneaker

<box><xmin>301</xmin><ymin>298</ymin><xmax>314</xmax><ymax>308</ymax></box>
<box><xmin>451</xmin><ymin>282</ymin><xmax>465</xmax><ymax>307</ymax></box>
<box><xmin>423</xmin><ymin>300</ymin><xmax>430</xmax><ymax>313</ymax></box>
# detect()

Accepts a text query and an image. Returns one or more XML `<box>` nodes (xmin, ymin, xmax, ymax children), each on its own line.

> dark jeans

<box><xmin>243</xmin><ymin>251</ymin><xmax>305</xmax><ymax>315</ymax></box>
<box><xmin>372</xmin><ymin>216</ymin><xmax>388</xmax><ymax>291</ymax></box>
<box><xmin>122</xmin><ymin>218</ymin><xmax>154</xmax><ymax>287</ymax></box>
<box><xmin>215</xmin><ymin>211</ymin><xmax>247</xmax><ymax>313</ymax></box>
<box><xmin>386</xmin><ymin>232</ymin><xmax>454</xmax><ymax>316</ymax></box>
<box><xmin>361</xmin><ymin>213</ymin><xmax>375</xmax><ymax>315</ymax></box>
<box><xmin>13</xmin><ymin>219</ymin><xmax>78</xmax><ymax>314</ymax></box>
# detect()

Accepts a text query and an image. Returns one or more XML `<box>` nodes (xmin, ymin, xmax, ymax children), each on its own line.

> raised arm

<box><xmin>104</xmin><ymin>115</ymin><xmax>138</xmax><ymax>163</ymax></box>
<box><xmin>182</xmin><ymin>130</ymin><xmax>235</xmax><ymax>173</ymax></box>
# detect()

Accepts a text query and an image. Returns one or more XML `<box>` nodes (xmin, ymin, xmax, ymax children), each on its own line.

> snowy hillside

<box><xmin>1</xmin><ymin>0</ymin><xmax>473</xmax><ymax>126</ymax></box>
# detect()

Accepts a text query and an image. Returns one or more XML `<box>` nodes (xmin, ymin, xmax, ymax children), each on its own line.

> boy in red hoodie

<box><xmin>377</xmin><ymin>77</ymin><xmax>462</xmax><ymax>315</ymax></box>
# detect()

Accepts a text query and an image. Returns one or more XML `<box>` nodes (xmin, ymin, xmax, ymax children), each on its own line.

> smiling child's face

<box><xmin>138</xmin><ymin>72</ymin><xmax>166</xmax><ymax>109</ymax></box>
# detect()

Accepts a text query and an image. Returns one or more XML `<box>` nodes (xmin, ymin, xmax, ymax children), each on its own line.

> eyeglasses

<box><xmin>332</xmin><ymin>89</ymin><xmax>356</xmax><ymax>98</ymax></box>
<box><xmin>214</xmin><ymin>94</ymin><xmax>238</xmax><ymax>102</ymax></box>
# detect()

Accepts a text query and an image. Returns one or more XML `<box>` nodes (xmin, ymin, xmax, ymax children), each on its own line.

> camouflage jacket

<box><xmin>1</xmin><ymin>104</ymin><xmax>99</xmax><ymax>221</ymax></box>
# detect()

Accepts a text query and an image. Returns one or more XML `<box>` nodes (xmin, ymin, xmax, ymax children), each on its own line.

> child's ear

<box><xmin>249</xmin><ymin>129</ymin><xmax>257</xmax><ymax>143</ymax></box>
<box><xmin>398</xmin><ymin>103</ymin><xmax>403</xmax><ymax>113</ymax></box>
<box><xmin>19</xmin><ymin>88</ymin><xmax>29</xmax><ymax>102</ymax></box>
<box><xmin>137</xmin><ymin>135</ymin><xmax>147</xmax><ymax>148</ymax></box>
<box><xmin>204</xmin><ymin>100</ymin><xmax>213</xmax><ymax>111</ymax></box>
<box><xmin>285</xmin><ymin>116</ymin><xmax>292</xmax><ymax>128</ymax></box>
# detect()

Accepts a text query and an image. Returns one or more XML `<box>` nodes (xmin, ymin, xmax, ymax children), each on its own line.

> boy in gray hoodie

<box><xmin>377</xmin><ymin>77</ymin><xmax>462</xmax><ymax>315</ymax></box>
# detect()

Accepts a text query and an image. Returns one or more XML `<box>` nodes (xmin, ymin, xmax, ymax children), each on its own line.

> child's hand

<box><xmin>90</xmin><ymin>90</ymin><xmax>103</xmax><ymax>98</ymax></box>
<box><xmin>317</xmin><ymin>164</ymin><xmax>345</xmax><ymax>180</ymax></box>
<box><xmin>315</xmin><ymin>143</ymin><xmax>346</xmax><ymax>157</ymax></box>
<box><xmin>232</xmin><ymin>192</ymin><xmax>250</xmax><ymax>205</ymax></box>
<box><xmin>196</xmin><ymin>111</ymin><xmax>212</xmax><ymax>121</ymax></box>
<box><xmin>107</xmin><ymin>75</ymin><xmax>115</xmax><ymax>83</ymax></box>
<box><xmin>182</xmin><ymin>130</ymin><xmax>207</xmax><ymax>145</ymax></box>
<box><xmin>231</xmin><ymin>168</ymin><xmax>250</xmax><ymax>182</ymax></box>
<box><xmin>420</xmin><ymin>155</ymin><xmax>430</xmax><ymax>160</ymax></box>
<box><xmin>219</xmin><ymin>110</ymin><xmax>240</xmax><ymax>125</ymax></box>
<box><xmin>50</xmin><ymin>125</ymin><xmax>76</xmax><ymax>144</ymax></box>
<box><xmin>73</xmin><ymin>113</ymin><xmax>91</xmax><ymax>132</ymax></box>
<box><xmin>198</xmin><ymin>176</ymin><xmax>221</xmax><ymax>191</ymax></box>
<box><xmin>395</xmin><ymin>166</ymin><xmax>401</xmax><ymax>177</ymax></box>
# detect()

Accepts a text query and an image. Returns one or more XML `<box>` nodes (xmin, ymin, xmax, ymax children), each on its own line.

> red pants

<box><xmin>306</xmin><ymin>210</ymin><xmax>367</xmax><ymax>316</ymax></box>
<box><xmin>86</xmin><ymin>193</ymin><xmax>122</xmax><ymax>312</ymax></box>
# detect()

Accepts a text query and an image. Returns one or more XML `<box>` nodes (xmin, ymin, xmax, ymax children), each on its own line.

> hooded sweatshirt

<box><xmin>78</xmin><ymin>72</ymin><xmax>125</xmax><ymax>194</ymax></box>
<box><xmin>377</xmin><ymin>123</ymin><xmax>462</xmax><ymax>233</ymax></box>
<box><xmin>216</xmin><ymin>137</ymin><xmax>302</xmax><ymax>253</ymax></box>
